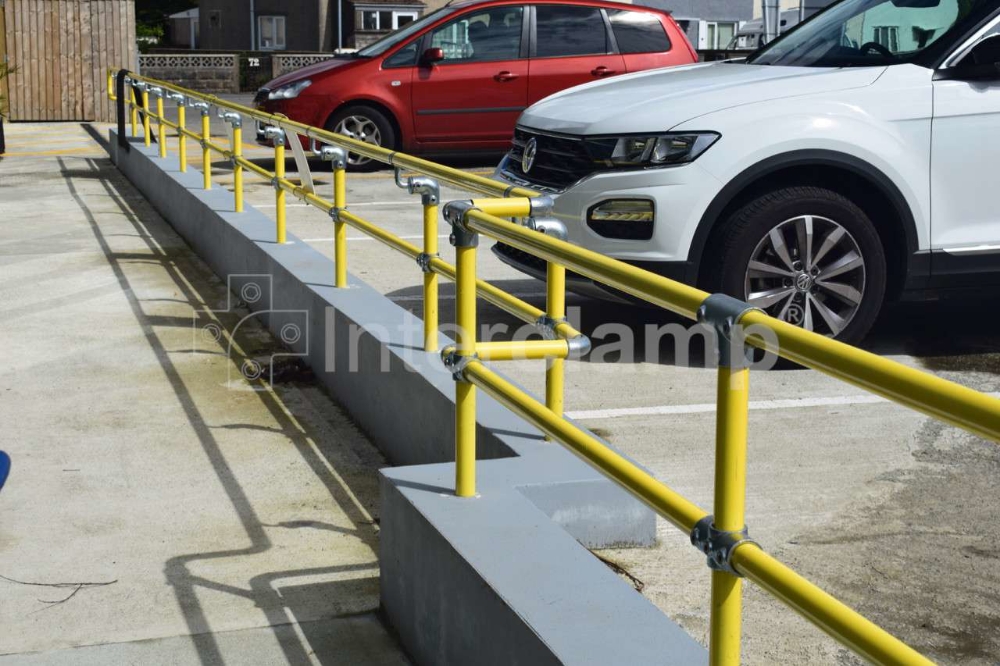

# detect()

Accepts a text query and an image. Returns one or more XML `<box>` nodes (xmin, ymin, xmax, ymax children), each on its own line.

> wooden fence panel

<box><xmin>2</xmin><ymin>0</ymin><xmax>135</xmax><ymax>121</ymax></box>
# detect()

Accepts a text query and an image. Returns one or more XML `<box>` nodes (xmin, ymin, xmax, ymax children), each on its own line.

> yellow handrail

<box><xmin>106</xmin><ymin>70</ymin><xmax>991</xmax><ymax>666</ymax></box>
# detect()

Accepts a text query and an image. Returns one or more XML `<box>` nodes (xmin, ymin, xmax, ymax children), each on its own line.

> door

<box><xmin>931</xmin><ymin>23</ymin><xmax>1000</xmax><ymax>283</ymax></box>
<box><xmin>411</xmin><ymin>5</ymin><xmax>528</xmax><ymax>144</ymax></box>
<box><xmin>527</xmin><ymin>4</ymin><xmax>625</xmax><ymax>105</ymax></box>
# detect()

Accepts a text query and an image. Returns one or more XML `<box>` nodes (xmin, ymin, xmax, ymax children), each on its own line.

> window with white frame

<box><xmin>873</xmin><ymin>26</ymin><xmax>900</xmax><ymax>52</ymax></box>
<box><xmin>702</xmin><ymin>21</ymin><xmax>738</xmax><ymax>49</ymax></box>
<box><xmin>258</xmin><ymin>15</ymin><xmax>286</xmax><ymax>50</ymax></box>
<box><xmin>360</xmin><ymin>8</ymin><xmax>419</xmax><ymax>32</ymax></box>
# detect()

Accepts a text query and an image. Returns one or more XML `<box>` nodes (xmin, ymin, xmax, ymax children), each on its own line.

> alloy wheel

<box><xmin>333</xmin><ymin>115</ymin><xmax>382</xmax><ymax>167</ymax></box>
<box><xmin>744</xmin><ymin>215</ymin><xmax>866</xmax><ymax>337</ymax></box>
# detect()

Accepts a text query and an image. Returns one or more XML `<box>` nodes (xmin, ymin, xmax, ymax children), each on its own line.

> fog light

<box><xmin>587</xmin><ymin>200</ymin><xmax>654</xmax><ymax>240</ymax></box>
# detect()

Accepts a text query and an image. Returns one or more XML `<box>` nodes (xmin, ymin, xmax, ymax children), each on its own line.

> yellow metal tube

<box><xmin>177</xmin><ymin>104</ymin><xmax>187</xmax><ymax>173</ymax></box>
<box><xmin>142</xmin><ymin>89</ymin><xmax>151</xmax><ymax>146</ymax></box>
<box><xmin>470</xmin><ymin>198</ymin><xmax>532</xmax><ymax>218</ymax></box>
<box><xmin>740</xmin><ymin>310</ymin><xmax>1000</xmax><ymax>442</ymax></box>
<box><xmin>130</xmin><ymin>88</ymin><xmax>138</xmax><ymax>137</ymax></box>
<box><xmin>275</xmin><ymin>139</ymin><xmax>286</xmax><ymax>244</ymax></box>
<box><xmin>232</xmin><ymin>125</ymin><xmax>243</xmax><ymax>212</ymax></box>
<box><xmin>454</xmin><ymin>240</ymin><xmax>478</xmax><ymax>498</ymax></box>
<box><xmin>156</xmin><ymin>95</ymin><xmax>166</xmax><ymax>158</ymax></box>
<box><xmin>201</xmin><ymin>112</ymin><xmax>212</xmax><ymax>190</ymax></box>
<box><xmin>709</xmin><ymin>365</ymin><xmax>750</xmax><ymax>666</ymax></box>
<box><xmin>124</xmin><ymin>73</ymin><xmax>540</xmax><ymax>198</ymax></box>
<box><xmin>731</xmin><ymin>545</ymin><xmax>934</xmax><ymax>666</ymax></box>
<box><xmin>476</xmin><ymin>340</ymin><xmax>569</xmax><ymax>361</ymax></box>
<box><xmin>546</xmin><ymin>262</ymin><xmax>567</xmax><ymax>425</ymax></box>
<box><xmin>334</xmin><ymin>165</ymin><xmax>347</xmax><ymax>287</ymax></box>
<box><xmin>466</xmin><ymin>210</ymin><xmax>708</xmax><ymax>320</ymax></box>
<box><xmin>463</xmin><ymin>359</ymin><xmax>708</xmax><ymax>531</ymax></box>
<box><xmin>423</xmin><ymin>200</ymin><xmax>439</xmax><ymax>351</ymax></box>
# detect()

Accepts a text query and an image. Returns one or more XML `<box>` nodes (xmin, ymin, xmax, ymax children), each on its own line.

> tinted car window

<box><xmin>535</xmin><ymin>5</ymin><xmax>608</xmax><ymax>58</ymax></box>
<box><xmin>608</xmin><ymin>10</ymin><xmax>671</xmax><ymax>54</ymax></box>
<box><xmin>429</xmin><ymin>7</ymin><xmax>524</xmax><ymax>62</ymax></box>
<box><xmin>384</xmin><ymin>40</ymin><xmax>419</xmax><ymax>68</ymax></box>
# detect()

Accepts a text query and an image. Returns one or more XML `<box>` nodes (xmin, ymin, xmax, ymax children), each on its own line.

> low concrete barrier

<box><xmin>110</xmin><ymin>131</ymin><xmax>707</xmax><ymax>665</ymax></box>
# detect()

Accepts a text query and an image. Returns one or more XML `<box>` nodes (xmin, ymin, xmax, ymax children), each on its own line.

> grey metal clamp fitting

<box><xmin>166</xmin><ymin>92</ymin><xmax>186</xmax><ymax>106</ymax></box>
<box><xmin>416</xmin><ymin>252</ymin><xmax>439</xmax><ymax>273</ymax></box>
<box><xmin>319</xmin><ymin>145</ymin><xmax>347</xmax><ymax>170</ymax></box>
<box><xmin>441</xmin><ymin>347</ymin><xmax>478</xmax><ymax>382</ymax></box>
<box><xmin>409</xmin><ymin>176</ymin><xmax>440</xmax><ymax>206</ymax></box>
<box><xmin>220</xmin><ymin>112</ymin><xmax>242</xmax><ymax>128</ymax></box>
<box><xmin>690</xmin><ymin>515</ymin><xmax>757</xmax><ymax>576</ymax></box>
<box><xmin>442</xmin><ymin>200</ymin><xmax>479</xmax><ymax>248</ymax></box>
<box><xmin>697</xmin><ymin>293</ymin><xmax>761</xmax><ymax>368</ymax></box>
<box><xmin>147</xmin><ymin>86</ymin><xmax>164</xmax><ymax>98</ymax></box>
<box><xmin>262</xmin><ymin>126</ymin><xmax>285</xmax><ymax>146</ymax></box>
<box><xmin>528</xmin><ymin>194</ymin><xmax>555</xmax><ymax>218</ymax></box>
<box><xmin>190</xmin><ymin>101</ymin><xmax>211</xmax><ymax>116</ymax></box>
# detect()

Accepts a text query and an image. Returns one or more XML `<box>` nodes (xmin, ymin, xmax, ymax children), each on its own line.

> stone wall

<box><xmin>138</xmin><ymin>54</ymin><xmax>240</xmax><ymax>94</ymax></box>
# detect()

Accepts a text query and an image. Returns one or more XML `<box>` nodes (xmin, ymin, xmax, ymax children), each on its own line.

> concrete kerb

<box><xmin>109</xmin><ymin>131</ymin><xmax>706</xmax><ymax>665</ymax></box>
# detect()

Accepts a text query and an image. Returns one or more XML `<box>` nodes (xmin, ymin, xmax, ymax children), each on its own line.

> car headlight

<box><xmin>585</xmin><ymin>132</ymin><xmax>720</xmax><ymax>167</ymax></box>
<box><xmin>267</xmin><ymin>80</ymin><xmax>312</xmax><ymax>100</ymax></box>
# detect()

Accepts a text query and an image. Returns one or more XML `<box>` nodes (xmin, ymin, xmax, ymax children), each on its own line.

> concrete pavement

<box><xmin>0</xmin><ymin>123</ymin><xmax>409</xmax><ymax>665</ymax></box>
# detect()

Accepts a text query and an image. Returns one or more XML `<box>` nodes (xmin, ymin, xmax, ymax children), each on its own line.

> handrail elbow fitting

<box><xmin>567</xmin><ymin>334</ymin><xmax>591</xmax><ymax>359</ymax></box>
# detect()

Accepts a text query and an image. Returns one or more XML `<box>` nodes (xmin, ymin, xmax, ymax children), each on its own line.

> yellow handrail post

<box><xmin>274</xmin><ymin>131</ymin><xmax>287</xmax><ymax>244</ymax></box>
<box><xmin>198</xmin><ymin>104</ymin><xmax>212</xmax><ymax>190</ymax></box>
<box><xmin>545</xmin><ymin>260</ymin><xmax>566</xmax><ymax>424</ymax></box>
<box><xmin>176</xmin><ymin>100</ymin><xmax>187</xmax><ymax>173</ymax></box>
<box><xmin>130</xmin><ymin>87</ymin><xmax>139</xmax><ymax>137</ymax></box>
<box><xmin>709</xmin><ymin>363</ymin><xmax>750</xmax><ymax>666</ymax></box>
<box><xmin>423</xmin><ymin>197</ymin><xmax>440</xmax><ymax>352</ymax></box>
<box><xmin>155</xmin><ymin>91</ymin><xmax>167</xmax><ymax>158</ymax></box>
<box><xmin>333</xmin><ymin>150</ymin><xmax>347</xmax><ymax>286</ymax></box>
<box><xmin>695</xmin><ymin>294</ymin><xmax>755</xmax><ymax>666</ymax></box>
<box><xmin>230</xmin><ymin>118</ymin><xmax>243</xmax><ymax>212</ymax></box>
<box><xmin>141</xmin><ymin>87</ymin><xmax>151</xmax><ymax>147</ymax></box>
<box><xmin>445</xmin><ymin>202</ymin><xmax>479</xmax><ymax>497</ymax></box>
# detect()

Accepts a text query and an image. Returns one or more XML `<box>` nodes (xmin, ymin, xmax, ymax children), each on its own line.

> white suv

<box><xmin>494</xmin><ymin>0</ymin><xmax>1000</xmax><ymax>343</ymax></box>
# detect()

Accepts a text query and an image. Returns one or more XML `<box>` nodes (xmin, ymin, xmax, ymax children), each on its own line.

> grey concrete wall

<box><xmin>110</xmin><ymin>131</ymin><xmax>706</xmax><ymax>665</ymax></box>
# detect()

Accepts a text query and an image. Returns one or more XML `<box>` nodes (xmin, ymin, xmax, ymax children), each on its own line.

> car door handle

<box><xmin>591</xmin><ymin>66</ymin><xmax>616</xmax><ymax>77</ymax></box>
<box><xmin>494</xmin><ymin>71</ymin><xmax>519</xmax><ymax>82</ymax></box>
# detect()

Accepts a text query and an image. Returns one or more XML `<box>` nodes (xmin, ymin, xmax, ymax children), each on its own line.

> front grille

<box><xmin>587</xmin><ymin>218</ymin><xmax>654</xmax><ymax>240</ymax></box>
<box><xmin>502</xmin><ymin>127</ymin><xmax>602</xmax><ymax>191</ymax></box>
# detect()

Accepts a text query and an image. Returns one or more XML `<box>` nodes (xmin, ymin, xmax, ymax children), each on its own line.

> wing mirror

<box><xmin>422</xmin><ymin>47</ymin><xmax>445</xmax><ymax>65</ymax></box>
<box><xmin>935</xmin><ymin>34</ymin><xmax>1000</xmax><ymax>82</ymax></box>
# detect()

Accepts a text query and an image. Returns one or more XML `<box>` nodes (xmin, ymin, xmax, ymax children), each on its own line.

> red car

<box><xmin>255</xmin><ymin>0</ymin><xmax>696</xmax><ymax>168</ymax></box>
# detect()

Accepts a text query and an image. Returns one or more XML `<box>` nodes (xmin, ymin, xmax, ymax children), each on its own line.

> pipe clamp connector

<box><xmin>697</xmin><ymin>293</ymin><xmax>761</xmax><ymax>368</ymax></box>
<box><xmin>528</xmin><ymin>195</ymin><xmax>555</xmax><ymax>218</ymax></box>
<box><xmin>443</xmin><ymin>200</ymin><xmax>479</xmax><ymax>248</ymax></box>
<box><xmin>690</xmin><ymin>515</ymin><xmax>757</xmax><ymax>576</ymax></box>
<box><xmin>416</xmin><ymin>252</ymin><xmax>439</xmax><ymax>273</ymax></box>
<box><xmin>221</xmin><ymin>112</ymin><xmax>242</xmax><ymax>128</ymax></box>
<box><xmin>535</xmin><ymin>314</ymin><xmax>563</xmax><ymax>340</ymax></box>
<box><xmin>566</xmin><ymin>334</ymin><xmax>591</xmax><ymax>359</ymax></box>
<box><xmin>320</xmin><ymin>145</ymin><xmax>347</xmax><ymax>170</ymax></box>
<box><xmin>408</xmin><ymin>176</ymin><xmax>440</xmax><ymax>206</ymax></box>
<box><xmin>329</xmin><ymin>207</ymin><xmax>342</xmax><ymax>223</ymax></box>
<box><xmin>441</xmin><ymin>348</ymin><xmax>478</xmax><ymax>381</ymax></box>
<box><xmin>262</xmin><ymin>126</ymin><xmax>285</xmax><ymax>146</ymax></box>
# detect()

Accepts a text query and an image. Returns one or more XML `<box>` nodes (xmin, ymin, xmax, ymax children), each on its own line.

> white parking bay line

<box><xmin>567</xmin><ymin>394</ymin><xmax>889</xmax><ymax>420</ymax></box>
<box><xmin>569</xmin><ymin>390</ymin><xmax>1000</xmax><ymax>420</ymax></box>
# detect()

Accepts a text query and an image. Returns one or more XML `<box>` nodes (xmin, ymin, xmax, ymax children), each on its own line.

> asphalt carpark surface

<box><xmin>10</xmin><ymin>113</ymin><xmax>1000</xmax><ymax>663</ymax></box>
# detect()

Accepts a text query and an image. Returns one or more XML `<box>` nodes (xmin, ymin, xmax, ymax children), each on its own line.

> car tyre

<box><xmin>325</xmin><ymin>105</ymin><xmax>396</xmax><ymax>172</ymax></box>
<box><xmin>703</xmin><ymin>186</ymin><xmax>886</xmax><ymax>347</ymax></box>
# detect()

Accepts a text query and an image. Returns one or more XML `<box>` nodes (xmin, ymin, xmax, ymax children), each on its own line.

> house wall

<box><xmin>200</xmin><ymin>0</ymin><xmax>325</xmax><ymax>51</ymax></box>
<box><xmin>636</xmin><ymin>0</ymin><xmax>753</xmax><ymax>45</ymax></box>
